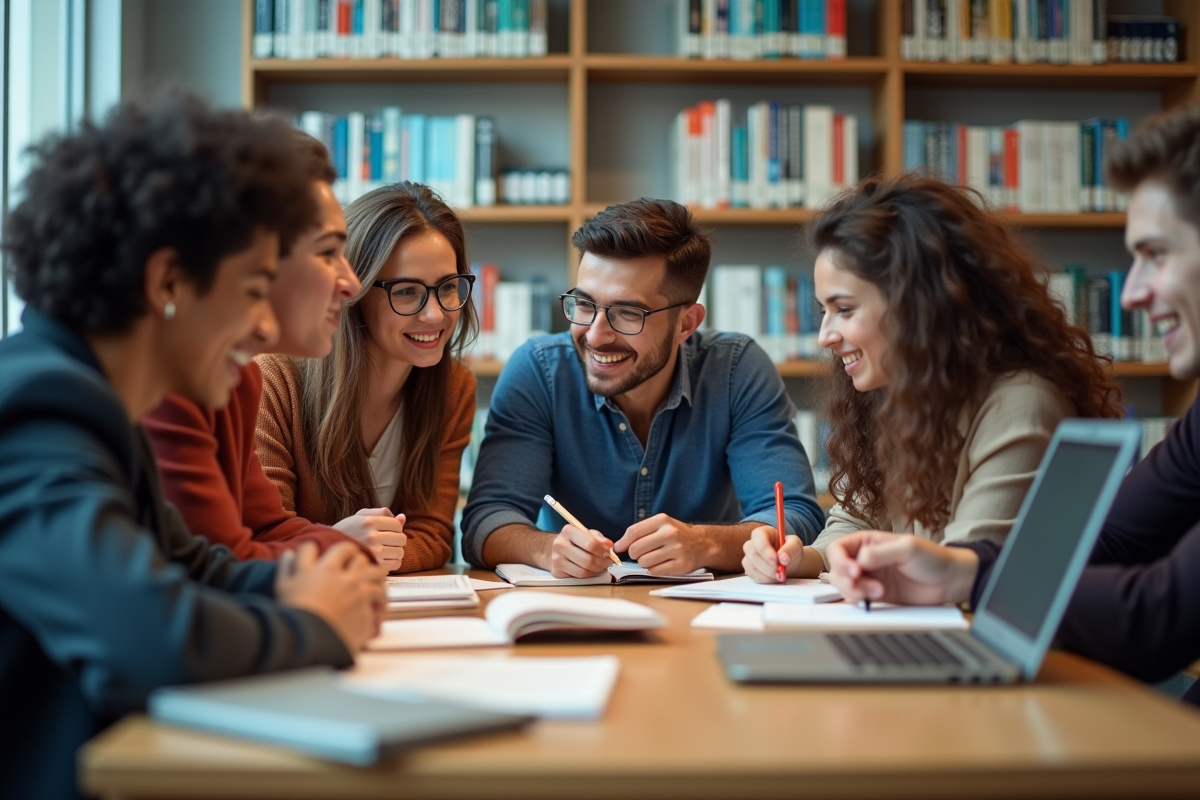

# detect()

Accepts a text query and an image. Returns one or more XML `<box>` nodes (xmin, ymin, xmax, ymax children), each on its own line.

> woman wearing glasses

<box><xmin>256</xmin><ymin>182</ymin><xmax>479</xmax><ymax>573</ymax></box>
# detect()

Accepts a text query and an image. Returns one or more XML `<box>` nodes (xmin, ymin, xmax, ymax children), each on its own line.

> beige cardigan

<box><xmin>812</xmin><ymin>371</ymin><xmax>1076</xmax><ymax>568</ymax></box>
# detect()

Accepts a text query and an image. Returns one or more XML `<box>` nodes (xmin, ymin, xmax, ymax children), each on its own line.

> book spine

<box><xmin>474</xmin><ymin>117</ymin><xmax>497</xmax><ymax>206</ymax></box>
<box><xmin>529</xmin><ymin>0</ymin><xmax>547</xmax><ymax>56</ymax></box>
<box><xmin>716</xmin><ymin>99</ymin><xmax>732</xmax><ymax>208</ymax></box>
<box><xmin>255</xmin><ymin>0</ymin><xmax>276</xmax><ymax>58</ymax></box>
<box><xmin>825</xmin><ymin>0</ymin><xmax>846</xmax><ymax>59</ymax></box>
<box><xmin>788</xmin><ymin>104</ymin><xmax>803</xmax><ymax>207</ymax></box>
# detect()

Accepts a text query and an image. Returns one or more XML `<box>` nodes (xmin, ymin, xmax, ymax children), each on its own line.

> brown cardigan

<box><xmin>254</xmin><ymin>354</ymin><xmax>476</xmax><ymax>572</ymax></box>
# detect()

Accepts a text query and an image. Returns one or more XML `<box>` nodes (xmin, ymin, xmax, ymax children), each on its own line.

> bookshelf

<box><xmin>242</xmin><ymin>0</ymin><xmax>1200</xmax><ymax>417</ymax></box>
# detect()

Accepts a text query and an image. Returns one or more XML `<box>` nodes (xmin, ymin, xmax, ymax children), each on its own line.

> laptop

<box><xmin>717</xmin><ymin>418</ymin><xmax>1142</xmax><ymax>684</ymax></box>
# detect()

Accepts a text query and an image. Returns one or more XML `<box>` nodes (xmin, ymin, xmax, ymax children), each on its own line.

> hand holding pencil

<box><xmin>544</xmin><ymin>494</ymin><xmax>621</xmax><ymax>579</ymax></box>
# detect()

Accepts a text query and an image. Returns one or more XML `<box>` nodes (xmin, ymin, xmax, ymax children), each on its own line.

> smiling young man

<box><xmin>824</xmin><ymin>101</ymin><xmax>1200</xmax><ymax>704</ymax></box>
<box><xmin>461</xmin><ymin>198</ymin><xmax>824</xmax><ymax>577</ymax></box>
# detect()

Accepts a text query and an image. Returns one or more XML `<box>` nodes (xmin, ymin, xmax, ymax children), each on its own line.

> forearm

<box><xmin>698</xmin><ymin>521</ymin><xmax>759</xmax><ymax>572</ymax></box>
<box><xmin>480</xmin><ymin>523</ymin><xmax>554</xmax><ymax>570</ymax></box>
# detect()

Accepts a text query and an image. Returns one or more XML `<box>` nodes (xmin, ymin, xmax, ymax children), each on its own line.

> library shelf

<box><xmin>901</xmin><ymin>61</ymin><xmax>1200</xmax><ymax>92</ymax></box>
<box><xmin>584</xmin><ymin>55</ymin><xmax>890</xmax><ymax>86</ymax></box>
<box><xmin>584</xmin><ymin>206</ymin><xmax>1123</xmax><ymax>229</ymax></box>
<box><xmin>457</xmin><ymin>205</ymin><xmax>574</xmax><ymax>224</ymax></box>
<box><xmin>999</xmin><ymin>212</ymin><xmax>1127</xmax><ymax>229</ymax></box>
<box><xmin>248</xmin><ymin>56</ymin><xmax>572</xmax><ymax>86</ymax></box>
<box><xmin>465</xmin><ymin>359</ymin><xmax>505</xmax><ymax>378</ymax></box>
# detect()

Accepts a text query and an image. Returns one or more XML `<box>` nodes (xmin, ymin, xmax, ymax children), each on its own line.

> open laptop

<box><xmin>718</xmin><ymin>418</ymin><xmax>1142</xmax><ymax>684</ymax></box>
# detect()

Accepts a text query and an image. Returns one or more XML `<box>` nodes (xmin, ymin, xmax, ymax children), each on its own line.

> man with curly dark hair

<box><xmin>823</xmin><ymin>101</ymin><xmax>1200</xmax><ymax>707</ymax></box>
<box><xmin>0</xmin><ymin>92</ymin><xmax>385</xmax><ymax>800</ymax></box>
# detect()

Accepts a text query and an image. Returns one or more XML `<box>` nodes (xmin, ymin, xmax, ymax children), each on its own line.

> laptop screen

<box><xmin>976</xmin><ymin>441</ymin><xmax>1123</xmax><ymax>638</ymax></box>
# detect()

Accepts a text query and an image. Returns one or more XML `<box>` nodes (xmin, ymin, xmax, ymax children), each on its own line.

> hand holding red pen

<box><xmin>774</xmin><ymin>481</ymin><xmax>787</xmax><ymax>583</ymax></box>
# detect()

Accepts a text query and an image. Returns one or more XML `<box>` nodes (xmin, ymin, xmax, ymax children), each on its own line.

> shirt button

<box><xmin>640</xmin><ymin>467</ymin><xmax>648</xmax><ymax>476</ymax></box>
<box><xmin>619</xmin><ymin>423</ymin><xmax>627</xmax><ymax>431</ymax></box>
<box><xmin>638</xmin><ymin>508</ymin><xmax>646</xmax><ymax>518</ymax></box>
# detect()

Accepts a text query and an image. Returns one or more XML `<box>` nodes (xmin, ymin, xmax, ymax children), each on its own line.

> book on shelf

<box><xmin>673</xmin><ymin>101</ymin><xmax>856</xmax><ymax>210</ymax></box>
<box><xmin>708</xmin><ymin>265</ymin><xmax>822</xmax><ymax>362</ymax></box>
<box><xmin>902</xmin><ymin>117</ymin><xmax>1129</xmax><ymax>214</ymax></box>
<box><xmin>297</xmin><ymin>107</ymin><xmax>506</xmax><ymax>208</ymax></box>
<box><xmin>500</xmin><ymin>168</ymin><xmax>570</xmax><ymax>205</ymax></box>
<box><xmin>495</xmin><ymin>562</ymin><xmax>715</xmax><ymax>587</ymax></box>
<box><xmin>254</xmin><ymin>0</ymin><xmax>549</xmax><ymax>60</ymax></box>
<box><xmin>1047</xmin><ymin>264</ymin><xmax>1165</xmax><ymax>364</ymax></box>
<box><xmin>901</xmin><ymin>0</ymin><xmax>1177</xmax><ymax>64</ymax></box>
<box><xmin>365</xmin><ymin>591</ymin><xmax>667</xmax><ymax>651</ymax></box>
<box><xmin>678</xmin><ymin>0</ymin><xmax>846</xmax><ymax>61</ymax></box>
<box><xmin>462</xmin><ymin>264</ymin><xmax>551</xmax><ymax>363</ymax></box>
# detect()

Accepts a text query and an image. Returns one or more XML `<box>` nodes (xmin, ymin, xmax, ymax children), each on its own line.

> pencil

<box><xmin>774</xmin><ymin>481</ymin><xmax>786</xmax><ymax>583</ymax></box>
<box><xmin>544</xmin><ymin>494</ymin><xmax>622</xmax><ymax>566</ymax></box>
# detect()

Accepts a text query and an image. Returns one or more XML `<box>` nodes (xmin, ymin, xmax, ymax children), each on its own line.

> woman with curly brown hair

<box><xmin>743</xmin><ymin>173</ymin><xmax>1123</xmax><ymax>582</ymax></box>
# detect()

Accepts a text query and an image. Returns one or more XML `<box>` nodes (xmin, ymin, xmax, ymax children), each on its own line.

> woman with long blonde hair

<box><xmin>256</xmin><ymin>182</ymin><xmax>479</xmax><ymax>572</ymax></box>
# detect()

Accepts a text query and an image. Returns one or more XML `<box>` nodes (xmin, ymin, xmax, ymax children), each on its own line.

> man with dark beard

<box><xmin>462</xmin><ymin>198</ymin><xmax>823</xmax><ymax>577</ymax></box>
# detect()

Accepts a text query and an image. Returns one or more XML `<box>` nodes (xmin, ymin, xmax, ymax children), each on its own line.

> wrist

<box><xmin>943</xmin><ymin>548</ymin><xmax>980</xmax><ymax>606</ymax></box>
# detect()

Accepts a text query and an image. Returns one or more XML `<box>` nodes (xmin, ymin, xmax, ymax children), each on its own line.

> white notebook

<box><xmin>345</xmin><ymin>654</ymin><xmax>620</xmax><ymax>720</ymax></box>
<box><xmin>651</xmin><ymin>575</ymin><xmax>843</xmax><ymax>605</ymax></box>
<box><xmin>690</xmin><ymin>602</ymin><xmax>765</xmax><ymax>631</ymax></box>
<box><xmin>386</xmin><ymin>575</ymin><xmax>480</xmax><ymax>616</ymax></box>
<box><xmin>366</xmin><ymin>591</ymin><xmax>666</xmax><ymax>651</ymax></box>
<box><xmin>763</xmin><ymin>601</ymin><xmax>968</xmax><ymax>630</ymax></box>
<box><xmin>495</xmin><ymin>562</ymin><xmax>713</xmax><ymax>586</ymax></box>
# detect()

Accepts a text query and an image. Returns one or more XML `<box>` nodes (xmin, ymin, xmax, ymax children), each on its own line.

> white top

<box><xmin>368</xmin><ymin>406</ymin><xmax>403</xmax><ymax>509</ymax></box>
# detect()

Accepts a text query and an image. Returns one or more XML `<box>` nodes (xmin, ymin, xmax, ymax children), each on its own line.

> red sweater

<box><xmin>143</xmin><ymin>360</ymin><xmax>356</xmax><ymax>560</ymax></box>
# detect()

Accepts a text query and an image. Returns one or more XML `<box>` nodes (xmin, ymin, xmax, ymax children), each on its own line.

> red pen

<box><xmin>774</xmin><ymin>481</ymin><xmax>786</xmax><ymax>583</ymax></box>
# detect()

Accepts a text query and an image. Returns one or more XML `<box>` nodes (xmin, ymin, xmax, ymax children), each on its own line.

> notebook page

<box><xmin>484</xmin><ymin>591</ymin><xmax>666</xmax><ymax>639</ymax></box>
<box><xmin>651</xmin><ymin>576</ymin><xmax>843</xmax><ymax>604</ymax></box>
<box><xmin>691</xmin><ymin>603</ymin><xmax>765</xmax><ymax>630</ymax></box>
<box><xmin>345</xmin><ymin>654</ymin><xmax>620</xmax><ymax>720</ymax></box>
<box><xmin>386</xmin><ymin>574</ymin><xmax>475</xmax><ymax>601</ymax></box>
<box><xmin>494</xmin><ymin>563</ymin><xmax>612</xmax><ymax>586</ymax></box>
<box><xmin>366</xmin><ymin>617</ymin><xmax>509</xmax><ymax>650</ymax></box>
<box><xmin>763</xmin><ymin>602</ymin><xmax>968</xmax><ymax>629</ymax></box>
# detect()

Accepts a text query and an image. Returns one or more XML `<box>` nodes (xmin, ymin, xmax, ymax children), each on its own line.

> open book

<box><xmin>385</xmin><ymin>575</ymin><xmax>480</xmax><ymax>617</ymax></box>
<box><xmin>495</xmin><ymin>562</ymin><xmax>714</xmax><ymax>587</ymax></box>
<box><xmin>650</xmin><ymin>575</ymin><xmax>843</xmax><ymax>604</ymax></box>
<box><xmin>366</xmin><ymin>591</ymin><xmax>666</xmax><ymax>651</ymax></box>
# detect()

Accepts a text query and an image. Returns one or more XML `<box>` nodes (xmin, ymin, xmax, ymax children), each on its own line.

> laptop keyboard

<box><xmin>828</xmin><ymin>632</ymin><xmax>968</xmax><ymax>668</ymax></box>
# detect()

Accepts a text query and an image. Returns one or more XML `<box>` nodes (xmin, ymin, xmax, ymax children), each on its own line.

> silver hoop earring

<box><xmin>163</xmin><ymin>302</ymin><xmax>176</xmax><ymax>321</ymax></box>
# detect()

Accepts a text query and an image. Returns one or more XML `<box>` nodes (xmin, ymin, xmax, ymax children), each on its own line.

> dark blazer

<box><xmin>0</xmin><ymin>309</ymin><xmax>353</xmax><ymax>800</ymax></box>
<box><xmin>961</xmin><ymin>396</ymin><xmax>1200</xmax><ymax>705</ymax></box>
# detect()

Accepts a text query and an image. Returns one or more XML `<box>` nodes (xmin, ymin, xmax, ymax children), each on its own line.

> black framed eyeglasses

<box><xmin>372</xmin><ymin>274</ymin><xmax>476</xmax><ymax>316</ymax></box>
<box><xmin>559</xmin><ymin>293</ymin><xmax>688</xmax><ymax>336</ymax></box>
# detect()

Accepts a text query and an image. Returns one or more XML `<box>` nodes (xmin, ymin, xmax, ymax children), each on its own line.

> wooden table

<box><xmin>81</xmin><ymin>571</ymin><xmax>1200</xmax><ymax>799</ymax></box>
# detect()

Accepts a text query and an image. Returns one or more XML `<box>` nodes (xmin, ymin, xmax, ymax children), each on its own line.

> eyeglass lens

<box><xmin>388</xmin><ymin>277</ymin><xmax>473</xmax><ymax>315</ymax></box>
<box><xmin>562</xmin><ymin>296</ymin><xmax>647</xmax><ymax>335</ymax></box>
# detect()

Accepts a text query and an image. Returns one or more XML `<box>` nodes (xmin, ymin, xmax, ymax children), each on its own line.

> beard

<box><xmin>573</xmin><ymin>331</ymin><xmax>675</xmax><ymax>398</ymax></box>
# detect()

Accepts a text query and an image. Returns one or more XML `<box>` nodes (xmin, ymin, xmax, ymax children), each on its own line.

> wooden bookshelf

<box><xmin>242</xmin><ymin>0</ymin><xmax>1200</xmax><ymax>416</ymax></box>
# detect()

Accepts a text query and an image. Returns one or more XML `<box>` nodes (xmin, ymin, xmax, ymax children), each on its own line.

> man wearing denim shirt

<box><xmin>462</xmin><ymin>198</ymin><xmax>824</xmax><ymax>578</ymax></box>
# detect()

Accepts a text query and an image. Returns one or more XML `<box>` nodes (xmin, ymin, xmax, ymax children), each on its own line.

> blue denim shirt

<box><xmin>461</xmin><ymin>330</ymin><xmax>824</xmax><ymax>567</ymax></box>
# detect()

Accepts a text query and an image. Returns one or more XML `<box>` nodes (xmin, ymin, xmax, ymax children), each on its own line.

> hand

<box><xmin>742</xmin><ymin>526</ymin><xmax>804</xmax><ymax>583</ymax></box>
<box><xmin>550</xmin><ymin>524</ymin><xmax>616</xmax><ymax>579</ymax></box>
<box><xmin>826</xmin><ymin>531</ymin><xmax>979</xmax><ymax>607</ymax></box>
<box><xmin>276</xmin><ymin>542</ymin><xmax>386</xmax><ymax>651</ymax></box>
<box><xmin>334</xmin><ymin>508</ymin><xmax>406</xmax><ymax>573</ymax></box>
<box><xmin>614</xmin><ymin>513</ymin><xmax>709</xmax><ymax>576</ymax></box>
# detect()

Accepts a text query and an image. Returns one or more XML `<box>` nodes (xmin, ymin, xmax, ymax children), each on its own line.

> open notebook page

<box><xmin>763</xmin><ymin>602</ymin><xmax>968</xmax><ymax>629</ymax></box>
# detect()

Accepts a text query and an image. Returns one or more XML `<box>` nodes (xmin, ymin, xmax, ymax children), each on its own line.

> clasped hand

<box><xmin>548</xmin><ymin>513</ymin><xmax>709</xmax><ymax>578</ymax></box>
<box><xmin>334</xmin><ymin>507</ymin><xmax>406</xmax><ymax>572</ymax></box>
<box><xmin>275</xmin><ymin>541</ymin><xmax>387</xmax><ymax>652</ymax></box>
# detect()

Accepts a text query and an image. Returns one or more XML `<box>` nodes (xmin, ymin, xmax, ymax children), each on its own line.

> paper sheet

<box><xmin>385</xmin><ymin>574</ymin><xmax>474</xmax><ymax>601</ymax></box>
<box><xmin>690</xmin><ymin>603</ymin><xmax>765</xmax><ymax>631</ymax></box>
<box><xmin>763</xmin><ymin>602</ymin><xmax>969</xmax><ymax>629</ymax></box>
<box><xmin>652</xmin><ymin>575</ymin><xmax>843</xmax><ymax>604</ymax></box>
<box><xmin>469</xmin><ymin>578</ymin><xmax>515</xmax><ymax>591</ymax></box>
<box><xmin>366</xmin><ymin>617</ymin><xmax>509</xmax><ymax>650</ymax></box>
<box><xmin>345</xmin><ymin>654</ymin><xmax>620</xmax><ymax>719</ymax></box>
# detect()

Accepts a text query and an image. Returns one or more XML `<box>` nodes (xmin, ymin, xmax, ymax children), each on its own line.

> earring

<box><xmin>163</xmin><ymin>302</ymin><xmax>176</xmax><ymax>321</ymax></box>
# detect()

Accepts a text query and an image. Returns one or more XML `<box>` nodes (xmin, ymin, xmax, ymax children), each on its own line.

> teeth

<box><xmin>1155</xmin><ymin>316</ymin><xmax>1179</xmax><ymax>337</ymax></box>
<box><xmin>407</xmin><ymin>332</ymin><xmax>440</xmax><ymax>343</ymax></box>
<box><xmin>841</xmin><ymin>353</ymin><xmax>861</xmax><ymax>366</ymax></box>
<box><xmin>230</xmin><ymin>350</ymin><xmax>251</xmax><ymax>366</ymax></box>
<box><xmin>592</xmin><ymin>352</ymin><xmax>630</xmax><ymax>365</ymax></box>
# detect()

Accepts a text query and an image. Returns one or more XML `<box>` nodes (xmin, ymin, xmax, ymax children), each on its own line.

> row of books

<box><xmin>500</xmin><ymin>169</ymin><xmax>570</xmax><ymax>205</ymax></box>
<box><xmin>902</xmin><ymin>117</ymin><xmax>1130</xmax><ymax>214</ymax></box>
<box><xmin>254</xmin><ymin>0</ymin><xmax>550</xmax><ymax>60</ymax></box>
<box><xmin>296</xmin><ymin>108</ymin><xmax>497</xmax><ymax>207</ymax></box>
<box><xmin>675</xmin><ymin>0</ymin><xmax>847</xmax><ymax>61</ymax></box>
<box><xmin>1048</xmin><ymin>267</ymin><xmax>1166</xmax><ymax>364</ymax></box>
<box><xmin>464</xmin><ymin>264</ymin><xmax>552</xmax><ymax>363</ymax></box>
<box><xmin>902</xmin><ymin>1</ymin><xmax>1179</xmax><ymax>65</ymax></box>
<box><xmin>673</xmin><ymin>102</ymin><xmax>859</xmax><ymax>212</ymax></box>
<box><xmin>707</xmin><ymin>265</ymin><xmax>822</xmax><ymax>363</ymax></box>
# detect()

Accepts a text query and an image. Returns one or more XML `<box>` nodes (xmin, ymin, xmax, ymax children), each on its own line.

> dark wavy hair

<box><xmin>299</xmin><ymin>182</ymin><xmax>479</xmax><ymax>520</ymax></box>
<box><xmin>4</xmin><ymin>90</ymin><xmax>318</xmax><ymax>335</ymax></box>
<box><xmin>810</xmin><ymin>174</ymin><xmax>1122</xmax><ymax>531</ymax></box>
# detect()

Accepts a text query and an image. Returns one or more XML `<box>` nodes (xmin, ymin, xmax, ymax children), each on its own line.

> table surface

<box><xmin>81</xmin><ymin>570</ymin><xmax>1200</xmax><ymax>800</ymax></box>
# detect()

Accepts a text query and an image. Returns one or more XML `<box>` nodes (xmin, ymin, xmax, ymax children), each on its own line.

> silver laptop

<box><xmin>718</xmin><ymin>419</ymin><xmax>1142</xmax><ymax>684</ymax></box>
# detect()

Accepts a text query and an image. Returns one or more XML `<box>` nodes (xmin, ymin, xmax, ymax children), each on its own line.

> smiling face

<box><xmin>361</xmin><ymin>229</ymin><xmax>462</xmax><ymax>371</ymax></box>
<box><xmin>569</xmin><ymin>252</ymin><xmax>687</xmax><ymax>400</ymax></box>
<box><xmin>814</xmin><ymin>248</ymin><xmax>891</xmax><ymax>392</ymax></box>
<box><xmin>161</xmin><ymin>228</ymin><xmax>281</xmax><ymax>408</ymax></box>
<box><xmin>268</xmin><ymin>181</ymin><xmax>359</xmax><ymax>359</ymax></box>
<box><xmin>1122</xmin><ymin>180</ymin><xmax>1200</xmax><ymax>381</ymax></box>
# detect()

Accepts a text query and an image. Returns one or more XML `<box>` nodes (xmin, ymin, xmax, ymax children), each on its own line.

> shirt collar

<box><xmin>19</xmin><ymin>306</ymin><xmax>105</xmax><ymax>375</ymax></box>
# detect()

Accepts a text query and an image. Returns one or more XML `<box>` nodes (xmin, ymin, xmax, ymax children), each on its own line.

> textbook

<box><xmin>651</xmin><ymin>575</ymin><xmax>843</xmax><ymax>604</ymax></box>
<box><xmin>345</xmin><ymin>654</ymin><xmax>620</xmax><ymax>720</ymax></box>
<box><xmin>495</xmin><ymin>562</ymin><xmax>714</xmax><ymax>587</ymax></box>
<box><xmin>386</xmin><ymin>574</ymin><xmax>480</xmax><ymax>617</ymax></box>
<box><xmin>366</xmin><ymin>591</ymin><xmax>666</xmax><ymax>651</ymax></box>
<box><xmin>148</xmin><ymin>667</ymin><xmax>530</xmax><ymax>766</ymax></box>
